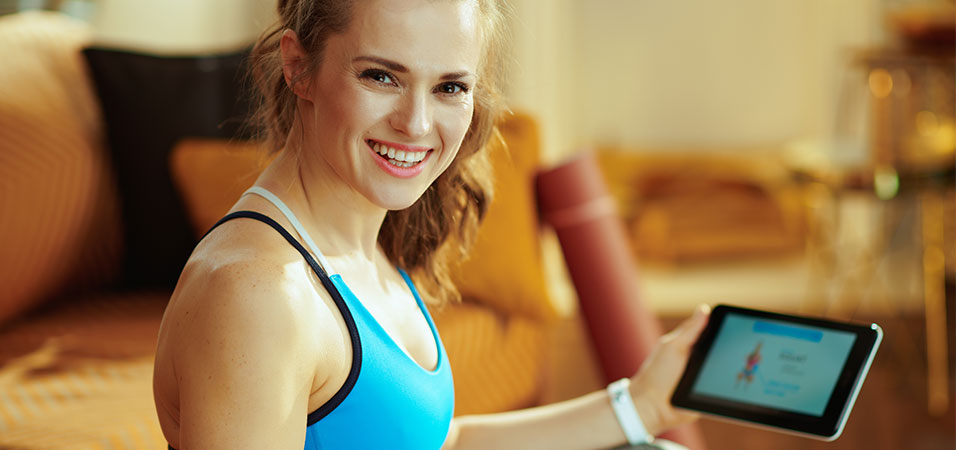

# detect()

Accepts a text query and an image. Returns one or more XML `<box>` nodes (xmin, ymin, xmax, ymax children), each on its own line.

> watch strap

<box><xmin>607</xmin><ymin>378</ymin><xmax>653</xmax><ymax>445</ymax></box>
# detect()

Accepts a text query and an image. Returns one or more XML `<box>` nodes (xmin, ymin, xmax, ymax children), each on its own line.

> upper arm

<box><xmin>172</xmin><ymin>261</ymin><xmax>317</xmax><ymax>450</ymax></box>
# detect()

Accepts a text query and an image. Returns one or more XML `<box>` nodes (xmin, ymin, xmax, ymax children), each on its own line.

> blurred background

<box><xmin>0</xmin><ymin>0</ymin><xmax>953</xmax><ymax>449</ymax></box>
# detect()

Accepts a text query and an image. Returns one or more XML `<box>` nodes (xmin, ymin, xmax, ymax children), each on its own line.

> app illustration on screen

<box><xmin>691</xmin><ymin>314</ymin><xmax>857</xmax><ymax>416</ymax></box>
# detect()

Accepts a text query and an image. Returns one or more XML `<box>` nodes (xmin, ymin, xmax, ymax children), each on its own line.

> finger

<box><xmin>670</xmin><ymin>304</ymin><xmax>710</xmax><ymax>346</ymax></box>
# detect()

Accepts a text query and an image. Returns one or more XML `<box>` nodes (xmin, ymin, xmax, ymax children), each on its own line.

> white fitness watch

<box><xmin>607</xmin><ymin>378</ymin><xmax>653</xmax><ymax>445</ymax></box>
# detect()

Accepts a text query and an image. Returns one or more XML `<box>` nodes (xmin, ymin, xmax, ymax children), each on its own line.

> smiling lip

<box><xmin>366</xmin><ymin>139</ymin><xmax>433</xmax><ymax>179</ymax></box>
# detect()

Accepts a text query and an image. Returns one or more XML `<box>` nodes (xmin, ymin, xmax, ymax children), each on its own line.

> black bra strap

<box><xmin>204</xmin><ymin>211</ymin><xmax>363</xmax><ymax>425</ymax></box>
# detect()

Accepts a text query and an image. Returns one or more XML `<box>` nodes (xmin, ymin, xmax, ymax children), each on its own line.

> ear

<box><xmin>280</xmin><ymin>29</ymin><xmax>311</xmax><ymax>99</ymax></box>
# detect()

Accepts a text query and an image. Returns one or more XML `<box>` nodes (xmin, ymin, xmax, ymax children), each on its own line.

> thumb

<box><xmin>670</xmin><ymin>304</ymin><xmax>710</xmax><ymax>347</ymax></box>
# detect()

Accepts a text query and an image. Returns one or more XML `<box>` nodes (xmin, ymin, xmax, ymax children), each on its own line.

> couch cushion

<box><xmin>0</xmin><ymin>11</ymin><xmax>120</xmax><ymax>325</ymax></box>
<box><xmin>449</xmin><ymin>113</ymin><xmax>557</xmax><ymax>321</ymax></box>
<box><xmin>169</xmin><ymin>138</ymin><xmax>270</xmax><ymax>236</ymax></box>
<box><xmin>431</xmin><ymin>302</ymin><xmax>546</xmax><ymax>414</ymax></box>
<box><xmin>82</xmin><ymin>46</ymin><xmax>255</xmax><ymax>289</ymax></box>
<box><xmin>0</xmin><ymin>291</ymin><xmax>169</xmax><ymax>449</ymax></box>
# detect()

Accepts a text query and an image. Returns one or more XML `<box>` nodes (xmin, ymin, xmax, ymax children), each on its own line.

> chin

<box><xmin>368</xmin><ymin>187</ymin><xmax>428</xmax><ymax>212</ymax></box>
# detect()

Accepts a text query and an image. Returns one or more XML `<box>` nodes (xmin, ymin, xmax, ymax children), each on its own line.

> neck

<box><xmin>256</xmin><ymin>136</ymin><xmax>387</xmax><ymax>266</ymax></box>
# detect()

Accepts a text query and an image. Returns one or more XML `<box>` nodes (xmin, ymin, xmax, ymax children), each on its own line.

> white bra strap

<box><xmin>242</xmin><ymin>186</ymin><xmax>335</xmax><ymax>274</ymax></box>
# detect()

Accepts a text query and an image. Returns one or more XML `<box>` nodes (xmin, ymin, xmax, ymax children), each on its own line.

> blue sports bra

<box><xmin>170</xmin><ymin>187</ymin><xmax>455</xmax><ymax>450</ymax></box>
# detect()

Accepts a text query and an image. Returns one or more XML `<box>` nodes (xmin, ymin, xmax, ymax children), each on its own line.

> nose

<box><xmin>389</xmin><ymin>89</ymin><xmax>431</xmax><ymax>139</ymax></box>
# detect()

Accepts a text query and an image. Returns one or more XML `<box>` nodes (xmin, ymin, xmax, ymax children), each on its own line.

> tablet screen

<box><xmin>672</xmin><ymin>305</ymin><xmax>882</xmax><ymax>440</ymax></box>
<box><xmin>690</xmin><ymin>313</ymin><xmax>857</xmax><ymax>417</ymax></box>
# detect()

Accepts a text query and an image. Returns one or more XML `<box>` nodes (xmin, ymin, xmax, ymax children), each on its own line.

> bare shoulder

<box><xmin>153</xmin><ymin>217</ymin><xmax>349</xmax><ymax>449</ymax></box>
<box><xmin>162</xmin><ymin>216</ymin><xmax>325</xmax><ymax>355</ymax></box>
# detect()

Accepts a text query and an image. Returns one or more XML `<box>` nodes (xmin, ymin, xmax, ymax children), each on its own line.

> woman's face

<box><xmin>297</xmin><ymin>0</ymin><xmax>482</xmax><ymax>211</ymax></box>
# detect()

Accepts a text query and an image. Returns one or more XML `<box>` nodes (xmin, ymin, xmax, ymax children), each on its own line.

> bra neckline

<box><xmin>329</xmin><ymin>272</ymin><xmax>443</xmax><ymax>374</ymax></box>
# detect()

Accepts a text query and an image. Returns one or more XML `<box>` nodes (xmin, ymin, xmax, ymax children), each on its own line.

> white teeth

<box><xmin>369</xmin><ymin>140</ymin><xmax>429</xmax><ymax>167</ymax></box>
<box><xmin>404</xmin><ymin>151</ymin><xmax>426</xmax><ymax>163</ymax></box>
<box><xmin>396</xmin><ymin>149</ymin><xmax>426</xmax><ymax>162</ymax></box>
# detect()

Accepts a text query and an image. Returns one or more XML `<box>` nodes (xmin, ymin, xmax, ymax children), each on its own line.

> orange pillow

<box><xmin>449</xmin><ymin>113</ymin><xmax>557</xmax><ymax>321</ymax></box>
<box><xmin>169</xmin><ymin>138</ymin><xmax>271</xmax><ymax>236</ymax></box>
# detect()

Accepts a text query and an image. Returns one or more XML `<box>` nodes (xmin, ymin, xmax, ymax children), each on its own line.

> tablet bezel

<box><xmin>670</xmin><ymin>304</ymin><xmax>882</xmax><ymax>441</ymax></box>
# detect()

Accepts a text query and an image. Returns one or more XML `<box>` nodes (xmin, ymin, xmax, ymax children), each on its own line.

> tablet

<box><xmin>670</xmin><ymin>304</ymin><xmax>882</xmax><ymax>441</ymax></box>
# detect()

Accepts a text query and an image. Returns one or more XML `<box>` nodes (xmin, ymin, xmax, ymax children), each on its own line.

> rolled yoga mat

<box><xmin>535</xmin><ymin>153</ymin><xmax>707</xmax><ymax>449</ymax></box>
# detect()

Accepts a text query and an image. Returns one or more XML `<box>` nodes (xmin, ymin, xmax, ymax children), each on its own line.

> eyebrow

<box><xmin>353</xmin><ymin>55</ymin><xmax>473</xmax><ymax>81</ymax></box>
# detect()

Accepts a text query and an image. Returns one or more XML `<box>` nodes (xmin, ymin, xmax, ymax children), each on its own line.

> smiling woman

<box><xmin>152</xmin><ymin>1</ymin><xmax>709</xmax><ymax>449</ymax></box>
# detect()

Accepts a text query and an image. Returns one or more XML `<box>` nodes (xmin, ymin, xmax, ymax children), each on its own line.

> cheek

<box><xmin>433</xmin><ymin>102</ymin><xmax>474</xmax><ymax>173</ymax></box>
<box><xmin>313</xmin><ymin>80</ymin><xmax>388</xmax><ymax>138</ymax></box>
<box><xmin>442</xmin><ymin>101</ymin><xmax>475</xmax><ymax>148</ymax></box>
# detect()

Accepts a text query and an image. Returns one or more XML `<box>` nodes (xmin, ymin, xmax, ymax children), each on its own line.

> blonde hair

<box><xmin>248</xmin><ymin>0</ymin><xmax>510</xmax><ymax>305</ymax></box>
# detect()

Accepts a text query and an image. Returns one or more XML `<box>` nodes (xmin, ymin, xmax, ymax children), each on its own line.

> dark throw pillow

<box><xmin>82</xmin><ymin>47</ymin><xmax>255</xmax><ymax>290</ymax></box>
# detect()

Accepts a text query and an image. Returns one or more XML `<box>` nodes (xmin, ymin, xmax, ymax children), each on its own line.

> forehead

<box><xmin>333</xmin><ymin>0</ymin><xmax>482</xmax><ymax>73</ymax></box>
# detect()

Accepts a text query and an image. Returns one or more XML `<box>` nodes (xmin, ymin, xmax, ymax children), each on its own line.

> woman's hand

<box><xmin>629</xmin><ymin>304</ymin><xmax>710</xmax><ymax>436</ymax></box>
